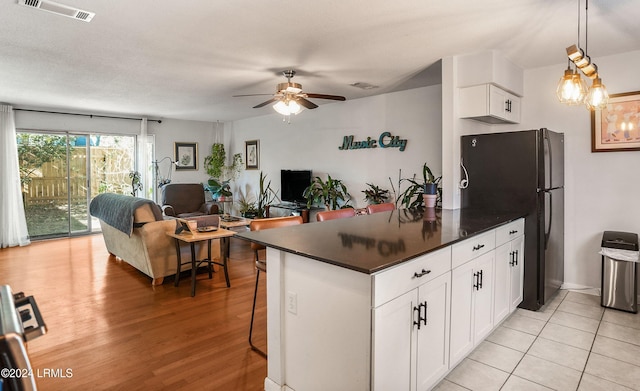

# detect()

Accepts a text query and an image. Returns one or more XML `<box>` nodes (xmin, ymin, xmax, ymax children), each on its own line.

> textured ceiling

<box><xmin>1</xmin><ymin>0</ymin><xmax>639</xmax><ymax>122</ymax></box>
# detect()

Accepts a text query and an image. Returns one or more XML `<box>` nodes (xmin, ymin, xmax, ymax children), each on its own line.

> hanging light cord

<box><xmin>585</xmin><ymin>0</ymin><xmax>589</xmax><ymax>55</ymax></box>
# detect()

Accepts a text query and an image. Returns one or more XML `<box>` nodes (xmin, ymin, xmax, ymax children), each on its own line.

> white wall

<box><xmin>519</xmin><ymin>50</ymin><xmax>640</xmax><ymax>290</ymax></box>
<box><xmin>225</xmin><ymin>85</ymin><xmax>443</xmax><ymax>212</ymax></box>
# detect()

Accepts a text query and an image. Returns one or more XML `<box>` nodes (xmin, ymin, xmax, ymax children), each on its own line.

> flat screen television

<box><xmin>281</xmin><ymin>170</ymin><xmax>312</xmax><ymax>204</ymax></box>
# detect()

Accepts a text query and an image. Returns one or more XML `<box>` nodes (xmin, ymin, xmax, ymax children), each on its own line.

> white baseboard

<box><xmin>264</xmin><ymin>377</ymin><xmax>295</xmax><ymax>391</ymax></box>
<box><xmin>560</xmin><ymin>283</ymin><xmax>601</xmax><ymax>296</ymax></box>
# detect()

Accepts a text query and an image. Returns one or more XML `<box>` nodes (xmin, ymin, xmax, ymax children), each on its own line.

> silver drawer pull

<box><xmin>472</xmin><ymin>244</ymin><xmax>485</xmax><ymax>251</ymax></box>
<box><xmin>413</xmin><ymin>269</ymin><xmax>432</xmax><ymax>278</ymax></box>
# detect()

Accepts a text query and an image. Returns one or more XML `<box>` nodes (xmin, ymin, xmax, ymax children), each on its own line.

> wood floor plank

<box><xmin>0</xmin><ymin>235</ymin><xmax>267</xmax><ymax>390</ymax></box>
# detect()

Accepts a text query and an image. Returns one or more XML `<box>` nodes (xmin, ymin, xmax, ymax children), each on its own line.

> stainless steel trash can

<box><xmin>601</xmin><ymin>231</ymin><xmax>638</xmax><ymax>313</ymax></box>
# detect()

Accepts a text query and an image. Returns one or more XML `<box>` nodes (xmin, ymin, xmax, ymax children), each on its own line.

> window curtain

<box><xmin>137</xmin><ymin>117</ymin><xmax>150</xmax><ymax>200</ymax></box>
<box><xmin>0</xmin><ymin>104</ymin><xmax>30</xmax><ymax>248</ymax></box>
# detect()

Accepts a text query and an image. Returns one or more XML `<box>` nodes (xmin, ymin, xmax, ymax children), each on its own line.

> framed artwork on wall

<box><xmin>174</xmin><ymin>142</ymin><xmax>198</xmax><ymax>170</ymax></box>
<box><xmin>592</xmin><ymin>90</ymin><xmax>640</xmax><ymax>152</ymax></box>
<box><xmin>245</xmin><ymin>140</ymin><xmax>259</xmax><ymax>169</ymax></box>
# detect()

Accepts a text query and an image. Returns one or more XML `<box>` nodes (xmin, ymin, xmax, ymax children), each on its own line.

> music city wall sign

<box><xmin>338</xmin><ymin>131</ymin><xmax>408</xmax><ymax>152</ymax></box>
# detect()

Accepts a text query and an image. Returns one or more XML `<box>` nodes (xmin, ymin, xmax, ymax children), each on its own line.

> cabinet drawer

<box><xmin>452</xmin><ymin>230</ymin><xmax>495</xmax><ymax>269</ymax></box>
<box><xmin>495</xmin><ymin>218</ymin><xmax>524</xmax><ymax>247</ymax></box>
<box><xmin>373</xmin><ymin>247</ymin><xmax>451</xmax><ymax>307</ymax></box>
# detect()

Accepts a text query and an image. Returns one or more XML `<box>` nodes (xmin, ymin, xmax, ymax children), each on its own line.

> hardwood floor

<box><xmin>0</xmin><ymin>234</ymin><xmax>267</xmax><ymax>390</ymax></box>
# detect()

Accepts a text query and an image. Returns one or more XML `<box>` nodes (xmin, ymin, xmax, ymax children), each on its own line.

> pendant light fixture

<box><xmin>556</xmin><ymin>59</ymin><xmax>587</xmax><ymax>105</ymax></box>
<box><xmin>558</xmin><ymin>0</ymin><xmax>609</xmax><ymax>110</ymax></box>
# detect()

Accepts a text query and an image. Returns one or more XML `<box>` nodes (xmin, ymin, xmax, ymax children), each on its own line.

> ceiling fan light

<box><xmin>273</xmin><ymin>100</ymin><xmax>291</xmax><ymax>115</ymax></box>
<box><xmin>288</xmin><ymin>100</ymin><xmax>302</xmax><ymax>114</ymax></box>
<box><xmin>584</xmin><ymin>77</ymin><xmax>609</xmax><ymax>111</ymax></box>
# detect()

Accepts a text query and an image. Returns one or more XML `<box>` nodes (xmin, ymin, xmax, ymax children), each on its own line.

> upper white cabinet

<box><xmin>459</xmin><ymin>84</ymin><xmax>521</xmax><ymax>124</ymax></box>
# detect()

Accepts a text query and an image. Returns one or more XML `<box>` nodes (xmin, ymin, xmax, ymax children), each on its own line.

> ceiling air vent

<box><xmin>18</xmin><ymin>0</ymin><xmax>95</xmax><ymax>22</ymax></box>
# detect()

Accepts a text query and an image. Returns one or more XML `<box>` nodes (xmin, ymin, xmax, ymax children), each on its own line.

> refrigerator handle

<box><xmin>544</xmin><ymin>190</ymin><xmax>552</xmax><ymax>250</ymax></box>
<box><xmin>544</xmin><ymin>129</ymin><xmax>553</xmax><ymax>190</ymax></box>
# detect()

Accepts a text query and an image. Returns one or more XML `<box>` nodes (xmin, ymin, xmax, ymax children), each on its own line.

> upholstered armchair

<box><xmin>161</xmin><ymin>183</ymin><xmax>219</xmax><ymax>218</ymax></box>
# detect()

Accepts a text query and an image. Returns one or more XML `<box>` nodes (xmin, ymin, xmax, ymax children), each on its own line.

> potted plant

<box><xmin>256</xmin><ymin>171</ymin><xmax>278</xmax><ymax>218</ymax></box>
<box><xmin>129</xmin><ymin>171</ymin><xmax>142</xmax><ymax>197</ymax></box>
<box><xmin>303</xmin><ymin>175</ymin><xmax>352</xmax><ymax>210</ymax></box>
<box><xmin>397</xmin><ymin>162</ymin><xmax>442</xmax><ymax>209</ymax></box>
<box><xmin>203</xmin><ymin>143</ymin><xmax>243</xmax><ymax>200</ymax></box>
<box><xmin>205</xmin><ymin>178</ymin><xmax>232</xmax><ymax>201</ymax></box>
<box><xmin>237</xmin><ymin>194</ymin><xmax>258</xmax><ymax>218</ymax></box>
<box><xmin>362</xmin><ymin>183</ymin><xmax>390</xmax><ymax>205</ymax></box>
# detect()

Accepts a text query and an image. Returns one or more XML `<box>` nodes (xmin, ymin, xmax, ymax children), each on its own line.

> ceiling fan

<box><xmin>234</xmin><ymin>70</ymin><xmax>346</xmax><ymax>115</ymax></box>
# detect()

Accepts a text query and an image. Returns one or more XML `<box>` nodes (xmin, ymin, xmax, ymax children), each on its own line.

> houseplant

<box><xmin>256</xmin><ymin>171</ymin><xmax>278</xmax><ymax>218</ymax></box>
<box><xmin>237</xmin><ymin>193</ymin><xmax>258</xmax><ymax>218</ymax></box>
<box><xmin>203</xmin><ymin>143</ymin><xmax>243</xmax><ymax>200</ymax></box>
<box><xmin>303</xmin><ymin>175</ymin><xmax>352</xmax><ymax>210</ymax></box>
<box><xmin>397</xmin><ymin>162</ymin><xmax>442</xmax><ymax>209</ymax></box>
<box><xmin>362</xmin><ymin>183</ymin><xmax>390</xmax><ymax>205</ymax></box>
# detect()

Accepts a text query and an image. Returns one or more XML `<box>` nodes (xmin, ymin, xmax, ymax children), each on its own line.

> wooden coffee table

<box><xmin>166</xmin><ymin>228</ymin><xmax>236</xmax><ymax>297</ymax></box>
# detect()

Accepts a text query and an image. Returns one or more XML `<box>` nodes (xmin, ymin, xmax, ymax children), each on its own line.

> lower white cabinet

<box><xmin>494</xmin><ymin>220</ymin><xmax>525</xmax><ymax>324</ymax></box>
<box><xmin>449</xmin><ymin>251</ymin><xmax>495</xmax><ymax>367</ymax></box>
<box><xmin>373</xmin><ymin>271</ymin><xmax>451</xmax><ymax>391</ymax></box>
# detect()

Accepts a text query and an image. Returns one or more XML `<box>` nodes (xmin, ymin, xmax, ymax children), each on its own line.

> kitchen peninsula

<box><xmin>238</xmin><ymin>208</ymin><xmax>525</xmax><ymax>391</ymax></box>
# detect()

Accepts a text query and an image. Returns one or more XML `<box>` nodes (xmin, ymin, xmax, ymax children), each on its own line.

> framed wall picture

<box><xmin>174</xmin><ymin>142</ymin><xmax>198</xmax><ymax>170</ymax></box>
<box><xmin>591</xmin><ymin>91</ymin><xmax>640</xmax><ymax>152</ymax></box>
<box><xmin>245</xmin><ymin>140</ymin><xmax>259</xmax><ymax>169</ymax></box>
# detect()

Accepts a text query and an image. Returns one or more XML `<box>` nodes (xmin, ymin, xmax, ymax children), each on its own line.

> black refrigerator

<box><xmin>461</xmin><ymin>129</ymin><xmax>564</xmax><ymax>310</ymax></box>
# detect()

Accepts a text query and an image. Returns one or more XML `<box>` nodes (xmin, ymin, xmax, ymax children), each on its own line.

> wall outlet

<box><xmin>287</xmin><ymin>291</ymin><xmax>297</xmax><ymax>315</ymax></box>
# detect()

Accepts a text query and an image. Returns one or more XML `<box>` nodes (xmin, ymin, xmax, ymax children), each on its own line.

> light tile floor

<box><xmin>434</xmin><ymin>290</ymin><xmax>640</xmax><ymax>391</ymax></box>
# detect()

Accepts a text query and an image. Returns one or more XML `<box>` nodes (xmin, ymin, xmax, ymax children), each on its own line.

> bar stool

<box><xmin>366</xmin><ymin>202</ymin><xmax>395</xmax><ymax>214</ymax></box>
<box><xmin>248</xmin><ymin>215</ymin><xmax>304</xmax><ymax>357</ymax></box>
<box><xmin>316</xmin><ymin>208</ymin><xmax>356</xmax><ymax>222</ymax></box>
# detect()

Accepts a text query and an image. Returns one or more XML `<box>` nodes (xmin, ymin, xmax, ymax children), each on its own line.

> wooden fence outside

<box><xmin>22</xmin><ymin>147</ymin><xmax>134</xmax><ymax>206</ymax></box>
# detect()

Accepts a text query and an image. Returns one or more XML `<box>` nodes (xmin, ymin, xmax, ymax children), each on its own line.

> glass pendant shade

<box><xmin>584</xmin><ymin>77</ymin><xmax>609</xmax><ymax>110</ymax></box>
<box><xmin>273</xmin><ymin>99</ymin><xmax>303</xmax><ymax>115</ymax></box>
<box><xmin>556</xmin><ymin>68</ymin><xmax>587</xmax><ymax>105</ymax></box>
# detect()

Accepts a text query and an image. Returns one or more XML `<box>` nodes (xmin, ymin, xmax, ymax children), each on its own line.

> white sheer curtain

<box><xmin>0</xmin><ymin>104</ymin><xmax>30</xmax><ymax>247</ymax></box>
<box><xmin>137</xmin><ymin>117</ymin><xmax>150</xmax><ymax>199</ymax></box>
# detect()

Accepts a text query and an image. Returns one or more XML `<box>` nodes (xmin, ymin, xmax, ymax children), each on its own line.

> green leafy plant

<box><xmin>257</xmin><ymin>171</ymin><xmax>278</xmax><ymax>218</ymax></box>
<box><xmin>203</xmin><ymin>143</ymin><xmax>243</xmax><ymax>180</ymax></box>
<box><xmin>129</xmin><ymin>171</ymin><xmax>142</xmax><ymax>197</ymax></box>
<box><xmin>397</xmin><ymin>162</ymin><xmax>442</xmax><ymax>209</ymax></box>
<box><xmin>205</xmin><ymin>178</ymin><xmax>232</xmax><ymax>200</ymax></box>
<box><xmin>204</xmin><ymin>143</ymin><xmax>226</xmax><ymax>179</ymax></box>
<box><xmin>237</xmin><ymin>192</ymin><xmax>258</xmax><ymax>218</ymax></box>
<box><xmin>362</xmin><ymin>183</ymin><xmax>390</xmax><ymax>205</ymax></box>
<box><xmin>303</xmin><ymin>175</ymin><xmax>352</xmax><ymax>210</ymax></box>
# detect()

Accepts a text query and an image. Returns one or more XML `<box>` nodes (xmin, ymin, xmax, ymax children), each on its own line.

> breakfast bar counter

<box><xmin>237</xmin><ymin>208</ymin><xmax>524</xmax><ymax>274</ymax></box>
<box><xmin>236</xmin><ymin>208</ymin><xmax>526</xmax><ymax>391</ymax></box>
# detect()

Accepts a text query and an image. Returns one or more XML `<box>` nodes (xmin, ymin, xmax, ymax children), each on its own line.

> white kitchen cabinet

<box><xmin>449</xmin><ymin>250</ymin><xmax>495</xmax><ymax>367</ymax></box>
<box><xmin>459</xmin><ymin>84</ymin><xmax>521</xmax><ymax>124</ymax></box>
<box><xmin>493</xmin><ymin>219</ymin><xmax>525</xmax><ymax>324</ymax></box>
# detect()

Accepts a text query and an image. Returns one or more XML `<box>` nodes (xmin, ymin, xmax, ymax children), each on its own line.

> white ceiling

<box><xmin>1</xmin><ymin>0</ymin><xmax>639</xmax><ymax>122</ymax></box>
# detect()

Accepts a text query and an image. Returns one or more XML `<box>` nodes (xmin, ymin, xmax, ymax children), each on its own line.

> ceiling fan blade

<box><xmin>305</xmin><ymin>93</ymin><xmax>346</xmax><ymax>101</ymax></box>
<box><xmin>232</xmin><ymin>93</ymin><xmax>274</xmax><ymax>97</ymax></box>
<box><xmin>296</xmin><ymin>97</ymin><xmax>319</xmax><ymax>109</ymax></box>
<box><xmin>253</xmin><ymin>98</ymin><xmax>279</xmax><ymax>108</ymax></box>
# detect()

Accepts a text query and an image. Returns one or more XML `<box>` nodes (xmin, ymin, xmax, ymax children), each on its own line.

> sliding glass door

<box><xmin>17</xmin><ymin>131</ymin><xmax>136</xmax><ymax>239</ymax></box>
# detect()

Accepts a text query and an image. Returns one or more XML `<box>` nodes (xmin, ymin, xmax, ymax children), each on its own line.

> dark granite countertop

<box><xmin>236</xmin><ymin>208</ymin><xmax>525</xmax><ymax>274</ymax></box>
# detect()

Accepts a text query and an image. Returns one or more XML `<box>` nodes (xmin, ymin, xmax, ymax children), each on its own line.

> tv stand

<box><xmin>270</xmin><ymin>203</ymin><xmax>316</xmax><ymax>223</ymax></box>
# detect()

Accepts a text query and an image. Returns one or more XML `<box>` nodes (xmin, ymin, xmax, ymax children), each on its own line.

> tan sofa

<box><xmin>91</xmin><ymin>194</ymin><xmax>220</xmax><ymax>285</ymax></box>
